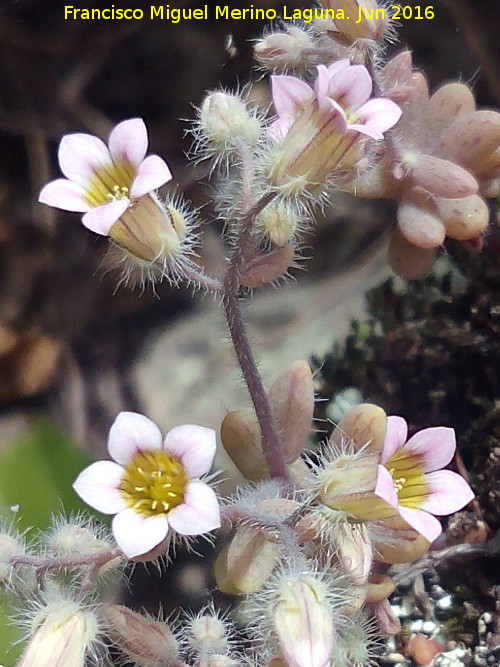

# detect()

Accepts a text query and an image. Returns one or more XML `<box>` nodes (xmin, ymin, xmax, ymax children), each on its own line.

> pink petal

<box><xmin>397</xmin><ymin>506</ymin><xmax>443</xmax><ymax>542</ymax></box>
<box><xmin>38</xmin><ymin>179</ymin><xmax>90</xmax><ymax>213</ymax></box>
<box><xmin>73</xmin><ymin>461</ymin><xmax>126</xmax><ymax>514</ymax></box>
<box><xmin>351</xmin><ymin>98</ymin><xmax>402</xmax><ymax>139</ymax></box>
<box><xmin>374</xmin><ymin>464</ymin><xmax>399</xmax><ymax>508</ymax></box>
<box><xmin>81</xmin><ymin>199</ymin><xmax>130</xmax><ymax>235</ymax></box>
<box><xmin>328</xmin><ymin>65</ymin><xmax>372</xmax><ymax>112</ymax></box>
<box><xmin>129</xmin><ymin>155</ymin><xmax>172</xmax><ymax>198</ymax></box>
<box><xmin>381</xmin><ymin>416</ymin><xmax>408</xmax><ymax>463</ymax></box>
<box><xmin>167</xmin><ymin>481</ymin><xmax>220</xmax><ymax>535</ymax></box>
<box><xmin>108</xmin><ymin>118</ymin><xmax>148</xmax><ymax>168</ymax></box>
<box><xmin>58</xmin><ymin>133</ymin><xmax>111</xmax><ymax>187</ymax></box>
<box><xmin>269</xmin><ymin>116</ymin><xmax>294</xmax><ymax>142</ymax></box>
<box><xmin>326</xmin><ymin>59</ymin><xmax>351</xmax><ymax>78</ymax></box>
<box><xmin>162</xmin><ymin>425</ymin><xmax>216</xmax><ymax>478</ymax></box>
<box><xmin>421</xmin><ymin>470</ymin><xmax>474</xmax><ymax>515</ymax></box>
<box><xmin>107</xmin><ymin>411</ymin><xmax>163</xmax><ymax>466</ymax></box>
<box><xmin>271</xmin><ymin>75</ymin><xmax>314</xmax><ymax>119</ymax></box>
<box><xmin>315</xmin><ymin>65</ymin><xmax>333</xmax><ymax>113</ymax></box>
<box><xmin>404</xmin><ymin>427</ymin><xmax>456</xmax><ymax>472</ymax></box>
<box><xmin>112</xmin><ymin>509</ymin><xmax>169</xmax><ymax>558</ymax></box>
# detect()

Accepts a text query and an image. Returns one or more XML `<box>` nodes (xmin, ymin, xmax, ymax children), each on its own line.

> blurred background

<box><xmin>0</xmin><ymin>0</ymin><xmax>499</xmax><ymax>662</ymax></box>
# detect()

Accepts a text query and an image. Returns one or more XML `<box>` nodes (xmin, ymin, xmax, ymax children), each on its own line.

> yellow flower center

<box><xmin>385</xmin><ymin>450</ymin><xmax>428</xmax><ymax>509</ymax></box>
<box><xmin>119</xmin><ymin>450</ymin><xmax>188</xmax><ymax>517</ymax></box>
<box><xmin>84</xmin><ymin>161</ymin><xmax>136</xmax><ymax>208</ymax></box>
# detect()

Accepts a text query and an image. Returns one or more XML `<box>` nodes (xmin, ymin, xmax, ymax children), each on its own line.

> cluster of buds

<box><xmin>344</xmin><ymin>51</ymin><xmax>500</xmax><ymax>277</ymax></box>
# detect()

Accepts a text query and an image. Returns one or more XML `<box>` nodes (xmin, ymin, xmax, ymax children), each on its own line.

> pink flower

<box><xmin>73</xmin><ymin>412</ymin><xmax>221</xmax><ymax>558</ymax></box>
<box><xmin>270</xmin><ymin>60</ymin><xmax>401</xmax><ymax>141</ymax></box>
<box><xmin>375</xmin><ymin>417</ymin><xmax>474</xmax><ymax>542</ymax></box>
<box><xmin>39</xmin><ymin>118</ymin><xmax>172</xmax><ymax>236</ymax></box>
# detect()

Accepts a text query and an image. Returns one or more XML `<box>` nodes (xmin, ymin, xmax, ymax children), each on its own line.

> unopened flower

<box><xmin>18</xmin><ymin>599</ymin><xmax>100</xmax><ymax>667</ymax></box>
<box><xmin>272</xmin><ymin>574</ymin><xmax>335</xmax><ymax>667</ymax></box>
<box><xmin>73</xmin><ymin>412</ymin><xmax>220</xmax><ymax>559</ymax></box>
<box><xmin>373</xmin><ymin>417</ymin><xmax>474</xmax><ymax>542</ymax></box>
<box><xmin>266</xmin><ymin>60</ymin><xmax>401</xmax><ymax>194</ymax></box>
<box><xmin>323</xmin><ymin>0</ymin><xmax>389</xmax><ymax>43</ymax></box>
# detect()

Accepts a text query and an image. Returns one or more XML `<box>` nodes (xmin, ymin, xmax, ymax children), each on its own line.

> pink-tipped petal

<box><xmin>404</xmin><ymin>427</ymin><xmax>456</xmax><ymax>471</ymax></box>
<box><xmin>73</xmin><ymin>461</ymin><xmax>126</xmax><ymax>514</ymax></box>
<box><xmin>315</xmin><ymin>65</ymin><xmax>333</xmax><ymax>113</ymax></box>
<box><xmin>353</xmin><ymin>98</ymin><xmax>402</xmax><ymax>136</ymax></box>
<box><xmin>381</xmin><ymin>416</ymin><xmax>408</xmax><ymax>463</ymax></box>
<box><xmin>328</xmin><ymin>65</ymin><xmax>372</xmax><ymax>111</ymax></box>
<box><xmin>108</xmin><ymin>411</ymin><xmax>163</xmax><ymax>466</ymax></box>
<box><xmin>129</xmin><ymin>155</ymin><xmax>172</xmax><ymax>198</ymax></box>
<box><xmin>421</xmin><ymin>470</ymin><xmax>474</xmax><ymax>515</ymax></box>
<box><xmin>112</xmin><ymin>509</ymin><xmax>169</xmax><ymax>558</ymax></box>
<box><xmin>81</xmin><ymin>199</ymin><xmax>129</xmax><ymax>235</ymax></box>
<box><xmin>162</xmin><ymin>425</ymin><xmax>216</xmax><ymax>478</ymax></box>
<box><xmin>108</xmin><ymin>118</ymin><xmax>148</xmax><ymax>168</ymax></box>
<box><xmin>269</xmin><ymin>116</ymin><xmax>294</xmax><ymax>142</ymax></box>
<box><xmin>38</xmin><ymin>179</ymin><xmax>90</xmax><ymax>213</ymax></box>
<box><xmin>167</xmin><ymin>481</ymin><xmax>220</xmax><ymax>535</ymax></box>
<box><xmin>271</xmin><ymin>75</ymin><xmax>314</xmax><ymax>119</ymax></box>
<box><xmin>375</xmin><ymin>464</ymin><xmax>399</xmax><ymax>508</ymax></box>
<box><xmin>58</xmin><ymin>133</ymin><xmax>111</xmax><ymax>187</ymax></box>
<box><xmin>326</xmin><ymin>59</ymin><xmax>351</xmax><ymax>78</ymax></box>
<box><xmin>397</xmin><ymin>506</ymin><xmax>443</xmax><ymax>543</ymax></box>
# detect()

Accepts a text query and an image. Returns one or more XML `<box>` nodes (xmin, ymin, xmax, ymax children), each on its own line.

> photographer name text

<box><xmin>64</xmin><ymin>4</ymin><xmax>436</xmax><ymax>23</ymax></box>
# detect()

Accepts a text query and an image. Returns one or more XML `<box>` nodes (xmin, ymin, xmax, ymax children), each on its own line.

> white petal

<box><xmin>271</xmin><ymin>75</ymin><xmax>314</xmax><ymax>119</ymax></box>
<box><xmin>167</xmin><ymin>481</ymin><xmax>220</xmax><ymax>535</ymax></box>
<box><xmin>108</xmin><ymin>118</ymin><xmax>148</xmax><ymax>167</ymax></box>
<box><xmin>397</xmin><ymin>506</ymin><xmax>443</xmax><ymax>543</ymax></box>
<box><xmin>404</xmin><ymin>427</ymin><xmax>456</xmax><ymax>472</ymax></box>
<box><xmin>81</xmin><ymin>199</ymin><xmax>129</xmax><ymax>235</ymax></box>
<box><xmin>129</xmin><ymin>155</ymin><xmax>172</xmax><ymax>198</ymax></box>
<box><xmin>108</xmin><ymin>411</ymin><xmax>163</xmax><ymax>465</ymax></box>
<box><xmin>38</xmin><ymin>179</ymin><xmax>90</xmax><ymax>212</ymax></box>
<box><xmin>421</xmin><ymin>470</ymin><xmax>475</xmax><ymax>515</ymax></box>
<box><xmin>163</xmin><ymin>425</ymin><xmax>216</xmax><ymax>478</ymax></box>
<box><xmin>73</xmin><ymin>461</ymin><xmax>126</xmax><ymax>514</ymax></box>
<box><xmin>381</xmin><ymin>416</ymin><xmax>408</xmax><ymax>463</ymax></box>
<box><xmin>58</xmin><ymin>133</ymin><xmax>111</xmax><ymax>187</ymax></box>
<box><xmin>112</xmin><ymin>509</ymin><xmax>169</xmax><ymax>558</ymax></box>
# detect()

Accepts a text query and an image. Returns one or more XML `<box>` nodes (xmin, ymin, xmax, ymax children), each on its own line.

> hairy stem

<box><xmin>223</xmin><ymin>176</ymin><xmax>288</xmax><ymax>479</ymax></box>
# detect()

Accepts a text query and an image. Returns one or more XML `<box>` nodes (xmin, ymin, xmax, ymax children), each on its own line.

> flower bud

<box><xmin>254</xmin><ymin>27</ymin><xmax>314</xmax><ymax>73</ymax></box>
<box><xmin>100</xmin><ymin>604</ymin><xmax>178</xmax><ymax>667</ymax></box>
<box><xmin>0</xmin><ymin>532</ymin><xmax>24</xmax><ymax>583</ymax></box>
<box><xmin>188</xmin><ymin>611</ymin><xmax>228</xmax><ymax>657</ymax></box>
<box><xmin>334</xmin><ymin>523</ymin><xmax>372</xmax><ymax>587</ymax></box>
<box><xmin>324</xmin><ymin>0</ymin><xmax>389</xmax><ymax>43</ymax></box>
<box><xmin>255</xmin><ymin>201</ymin><xmax>300</xmax><ymax>247</ymax></box>
<box><xmin>199</xmin><ymin>92</ymin><xmax>262</xmax><ymax>152</ymax></box>
<box><xmin>18</xmin><ymin>600</ymin><xmax>99</xmax><ymax>667</ymax></box>
<box><xmin>273</xmin><ymin>575</ymin><xmax>334</xmax><ymax>667</ymax></box>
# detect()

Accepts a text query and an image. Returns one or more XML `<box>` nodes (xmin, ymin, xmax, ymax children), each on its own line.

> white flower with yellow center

<box><xmin>39</xmin><ymin>118</ymin><xmax>172</xmax><ymax>235</ymax></box>
<box><xmin>374</xmin><ymin>416</ymin><xmax>474</xmax><ymax>542</ymax></box>
<box><xmin>73</xmin><ymin>412</ymin><xmax>220</xmax><ymax>559</ymax></box>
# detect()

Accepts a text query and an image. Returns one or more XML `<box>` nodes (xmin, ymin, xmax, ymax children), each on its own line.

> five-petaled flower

<box><xmin>73</xmin><ymin>412</ymin><xmax>221</xmax><ymax>558</ymax></box>
<box><xmin>266</xmin><ymin>60</ymin><xmax>401</xmax><ymax>193</ymax></box>
<box><xmin>374</xmin><ymin>416</ymin><xmax>475</xmax><ymax>542</ymax></box>
<box><xmin>39</xmin><ymin>118</ymin><xmax>172</xmax><ymax>236</ymax></box>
